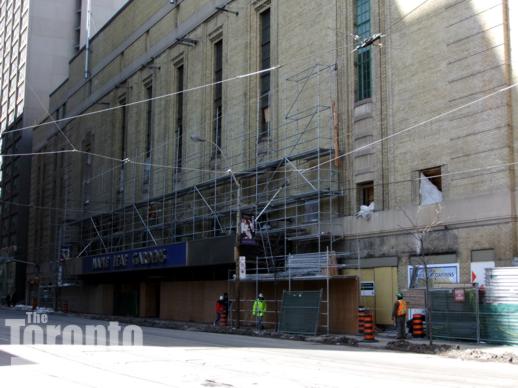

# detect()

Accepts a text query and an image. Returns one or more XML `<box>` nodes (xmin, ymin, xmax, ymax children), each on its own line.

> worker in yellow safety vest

<box><xmin>252</xmin><ymin>293</ymin><xmax>267</xmax><ymax>330</ymax></box>
<box><xmin>392</xmin><ymin>292</ymin><xmax>408</xmax><ymax>339</ymax></box>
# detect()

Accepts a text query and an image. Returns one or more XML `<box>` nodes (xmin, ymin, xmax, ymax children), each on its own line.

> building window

<box><xmin>357</xmin><ymin>181</ymin><xmax>374</xmax><ymax>207</ymax></box>
<box><xmin>213</xmin><ymin>40</ymin><xmax>223</xmax><ymax>155</ymax></box>
<box><xmin>259</xmin><ymin>8</ymin><xmax>271</xmax><ymax>140</ymax></box>
<box><xmin>144</xmin><ymin>82</ymin><xmax>153</xmax><ymax>160</ymax></box>
<box><xmin>74</xmin><ymin>0</ymin><xmax>82</xmax><ymax>51</ymax></box>
<box><xmin>354</xmin><ymin>0</ymin><xmax>371</xmax><ymax>101</ymax></box>
<box><xmin>304</xmin><ymin>199</ymin><xmax>319</xmax><ymax>223</ymax></box>
<box><xmin>81</xmin><ymin>134</ymin><xmax>93</xmax><ymax>206</ymax></box>
<box><xmin>119</xmin><ymin>96</ymin><xmax>127</xmax><ymax>161</ymax></box>
<box><xmin>176</xmin><ymin>64</ymin><xmax>184</xmax><ymax>168</ymax></box>
<box><xmin>118</xmin><ymin>96</ymin><xmax>127</xmax><ymax>200</ymax></box>
<box><xmin>419</xmin><ymin>166</ymin><xmax>443</xmax><ymax>205</ymax></box>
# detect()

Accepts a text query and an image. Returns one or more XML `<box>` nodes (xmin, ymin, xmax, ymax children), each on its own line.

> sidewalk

<box><xmin>349</xmin><ymin>329</ymin><xmax>518</xmax><ymax>364</ymax></box>
<box><xmin>66</xmin><ymin>309</ymin><xmax>518</xmax><ymax>364</ymax></box>
<box><xmin>2</xmin><ymin>306</ymin><xmax>516</xmax><ymax>364</ymax></box>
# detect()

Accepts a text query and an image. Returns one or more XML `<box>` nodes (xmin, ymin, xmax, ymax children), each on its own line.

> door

<box><xmin>374</xmin><ymin>267</ymin><xmax>398</xmax><ymax>325</ymax></box>
<box><xmin>114</xmin><ymin>283</ymin><xmax>140</xmax><ymax>317</ymax></box>
<box><xmin>344</xmin><ymin>267</ymin><xmax>398</xmax><ymax>325</ymax></box>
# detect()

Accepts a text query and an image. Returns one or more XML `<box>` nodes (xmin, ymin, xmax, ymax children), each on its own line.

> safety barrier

<box><xmin>358</xmin><ymin>308</ymin><xmax>368</xmax><ymax>334</ymax></box>
<box><xmin>363</xmin><ymin>313</ymin><xmax>375</xmax><ymax>341</ymax></box>
<box><xmin>412</xmin><ymin>313</ymin><xmax>425</xmax><ymax>338</ymax></box>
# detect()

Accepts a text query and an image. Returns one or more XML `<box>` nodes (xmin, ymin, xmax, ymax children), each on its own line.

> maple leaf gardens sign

<box><xmin>83</xmin><ymin>243</ymin><xmax>186</xmax><ymax>273</ymax></box>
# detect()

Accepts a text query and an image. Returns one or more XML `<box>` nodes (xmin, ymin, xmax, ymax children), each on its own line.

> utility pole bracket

<box><xmin>176</xmin><ymin>37</ymin><xmax>198</xmax><ymax>47</ymax></box>
<box><xmin>216</xmin><ymin>6</ymin><xmax>239</xmax><ymax>16</ymax></box>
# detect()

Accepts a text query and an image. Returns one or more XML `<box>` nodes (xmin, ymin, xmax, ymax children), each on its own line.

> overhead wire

<box><xmin>1</xmin><ymin>22</ymin><xmax>376</xmax><ymax>188</ymax></box>
<box><xmin>3</xmin><ymin>156</ymin><xmax>518</xmax><ymax>214</ymax></box>
<box><xmin>302</xmin><ymin>81</ymin><xmax>518</xmax><ymax>174</ymax></box>
<box><xmin>16</xmin><ymin>36</ymin><xmax>358</xmax><ymax>178</ymax></box>
<box><xmin>9</xmin><ymin>1</ymin><xmax>517</xmax><ymax>265</ymax></box>
<box><xmin>27</xmin><ymin>85</ymin><xmax>77</xmax><ymax>151</ymax></box>
<box><xmin>4</xmin><ymin>0</ymin><xmax>512</xmax><ymax>222</ymax></box>
<box><xmin>11</xmin><ymin>64</ymin><xmax>513</xmax><ymax>201</ymax></box>
<box><xmin>5</xmin><ymin>66</ymin><xmax>281</xmax><ymax>135</ymax></box>
<box><xmin>0</xmin><ymin>149</ymin><xmax>74</xmax><ymax>158</ymax></box>
<box><xmin>18</xmin><ymin>2</ymin><xmax>452</xmax><ymax>178</ymax></box>
<box><xmin>389</xmin><ymin>0</ymin><xmax>436</xmax><ymax>31</ymax></box>
<box><xmin>0</xmin><ymin>0</ymin><xmax>437</xmax><ymax>167</ymax></box>
<box><xmin>71</xmin><ymin>75</ymin><xmax>518</xmax><ymax>189</ymax></box>
<box><xmin>2</xmin><ymin>20</ymin><xmax>359</xmax><ymax>143</ymax></box>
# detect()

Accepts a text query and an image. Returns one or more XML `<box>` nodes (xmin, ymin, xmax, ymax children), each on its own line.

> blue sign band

<box><xmin>82</xmin><ymin>243</ymin><xmax>187</xmax><ymax>273</ymax></box>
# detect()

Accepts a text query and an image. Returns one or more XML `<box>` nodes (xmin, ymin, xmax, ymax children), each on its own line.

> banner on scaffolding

<box><xmin>239</xmin><ymin>215</ymin><xmax>256</xmax><ymax>246</ymax></box>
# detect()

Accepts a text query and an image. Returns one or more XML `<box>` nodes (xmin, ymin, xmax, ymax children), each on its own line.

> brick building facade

<box><xmin>26</xmin><ymin>0</ymin><xmax>517</xmax><ymax>327</ymax></box>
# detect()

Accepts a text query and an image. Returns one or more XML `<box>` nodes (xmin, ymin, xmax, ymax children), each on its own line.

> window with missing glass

<box><xmin>354</xmin><ymin>0</ymin><xmax>371</xmax><ymax>101</ymax></box>
<box><xmin>419</xmin><ymin>166</ymin><xmax>443</xmax><ymax>205</ymax></box>
<box><xmin>421</xmin><ymin>166</ymin><xmax>442</xmax><ymax>191</ymax></box>
<box><xmin>357</xmin><ymin>181</ymin><xmax>374</xmax><ymax>207</ymax></box>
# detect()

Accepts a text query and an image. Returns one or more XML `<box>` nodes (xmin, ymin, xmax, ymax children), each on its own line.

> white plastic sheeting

<box><xmin>419</xmin><ymin>173</ymin><xmax>443</xmax><ymax>205</ymax></box>
<box><xmin>356</xmin><ymin>201</ymin><xmax>375</xmax><ymax>219</ymax></box>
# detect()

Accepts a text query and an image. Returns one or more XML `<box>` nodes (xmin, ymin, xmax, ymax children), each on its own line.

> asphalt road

<box><xmin>1</xmin><ymin>308</ymin><xmax>517</xmax><ymax>387</ymax></box>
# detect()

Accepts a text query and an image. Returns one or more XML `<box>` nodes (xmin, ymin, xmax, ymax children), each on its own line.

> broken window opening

<box><xmin>419</xmin><ymin>166</ymin><xmax>443</xmax><ymax>205</ymax></box>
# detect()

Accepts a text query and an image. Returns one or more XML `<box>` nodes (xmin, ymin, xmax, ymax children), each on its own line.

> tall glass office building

<box><xmin>0</xmin><ymin>0</ymin><xmax>127</xmax><ymax>305</ymax></box>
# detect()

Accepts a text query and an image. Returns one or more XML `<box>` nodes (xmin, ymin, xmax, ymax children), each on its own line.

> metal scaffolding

<box><xmin>29</xmin><ymin>62</ymin><xmax>346</xmax><ymax>323</ymax></box>
<box><xmin>56</xmin><ymin>63</ymin><xmax>341</xmax><ymax>259</ymax></box>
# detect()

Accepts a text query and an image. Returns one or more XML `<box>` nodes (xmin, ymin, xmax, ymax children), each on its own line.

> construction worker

<box><xmin>222</xmin><ymin>292</ymin><xmax>232</xmax><ymax>326</ymax></box>
<box><xmin>213</xmin><ymin>295</ymin><xmax>224</xmax><ymax>327</ymax></box>
<box><xmin>392</xmin><ymin>292</ymin><xmax>408</xmax><ymax>339</ymax></box>
<box><xmin>252</xmin><ymin>293</ymin><xmax>267</xmax><ymax>330</ymax></box>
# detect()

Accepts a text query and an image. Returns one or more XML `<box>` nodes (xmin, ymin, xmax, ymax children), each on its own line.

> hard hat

<box><xmin>396</xmin><ymin>292</ymin><xmax>403</xmax><ymax>299</ymax></box>
<box><xmin>219</xmin><ymin>295</ymin><xmax>224</xmax><ymax>300</ymax></box>
<box><xmin>258</xmin><ymin>293</ymin><xmax>263</xmax><ymax>298</ymax></box>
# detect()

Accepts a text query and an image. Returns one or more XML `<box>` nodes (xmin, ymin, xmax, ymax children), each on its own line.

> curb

<box><xmin>1</xmin><ymin>307</ymin><xmax>516</xmax><ymax>364</ymax></box>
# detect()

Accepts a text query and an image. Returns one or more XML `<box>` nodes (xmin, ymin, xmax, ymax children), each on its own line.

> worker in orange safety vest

<box><xmin>392</xmin><ymin>292</ymin><xmax>408</xmax><ymax>339</ymax></box>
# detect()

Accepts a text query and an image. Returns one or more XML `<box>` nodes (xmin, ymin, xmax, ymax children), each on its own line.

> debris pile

<box><xmin>386</xmin><ymin>340</ymin><xmax>451</xmax><ymax>354</ymax></box>
<box><xmin>445</xmin><ymin>348</ymin><xmax>517</xmax><ymax>364</ymax></box>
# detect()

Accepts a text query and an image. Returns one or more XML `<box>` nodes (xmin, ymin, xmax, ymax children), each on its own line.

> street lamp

<box><xmin>190</xmin><ymin>134</ymin><xmax>242</xmax><ymax>327</ymax></box>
